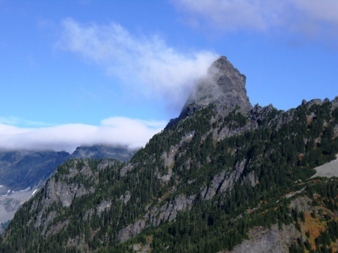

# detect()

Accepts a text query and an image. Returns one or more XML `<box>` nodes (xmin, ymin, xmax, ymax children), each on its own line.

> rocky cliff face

<box><xmin>30</xmin><ymin>159</ymin><xmax>105</xmax><ymax>235</ymax></box>
<box><xmin>0</xmin><ymin>145</ymin><xmax>136</xmax><ymax>234</ymax></box>
<box><xmin>222</xmin><ymin>224</ymin><xmax>303</xmax><ymax>253</ymax></box>
<box><xmin>183</xmin><ymin>56</ymin><xmax>251</xmax><ymax>114</ymax></box>
<box><xmin>1</xmin><ymin>57</ymin><xmax>338</xmax><ymax>253</ymax></box>
<box><xmin>168</xmin><ymin>56</ymin><xmax>252</xmax><ymax>128</ymax></box>
<box><xmin>0</xmin><ymin>145</ymin><xmax>134</xmax><ymax>232</ymax></box>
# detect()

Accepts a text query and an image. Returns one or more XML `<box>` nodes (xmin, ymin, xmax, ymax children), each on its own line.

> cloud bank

<box><xmin>0</xmin><ymin>117</ymin><xmax>166</xmax><ymax>153</ymax></box>
<box><xmin>174</xmin><ymin>0</ymin><xmax>338</xmax><ymax>40</ymax></box>
<box><xmin>58</xmin><ymin>18</ymin><xmax>218</xmax><ymax>107</ymax></box>
<box><xmin>1</xmin><ymin>18</ymin><xmax>218</xmax><ymax>152</ymax></box>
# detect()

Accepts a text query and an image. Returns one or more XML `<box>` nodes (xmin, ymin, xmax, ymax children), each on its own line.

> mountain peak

<box><xmin>167</xmin><ymin>56</ymin><xmax>252</xmax><ymax>128</ymax></box>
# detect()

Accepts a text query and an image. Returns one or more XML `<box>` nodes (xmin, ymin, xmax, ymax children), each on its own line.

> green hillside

<box><xmin>1</xmin><ymin>57</ymin><xmax>337</xmax><ymax>253</ymax></box>
<box><xmin>1</xmin><ymin>98</ymin><xmax>337</xmax><ymax>252</ymax></box>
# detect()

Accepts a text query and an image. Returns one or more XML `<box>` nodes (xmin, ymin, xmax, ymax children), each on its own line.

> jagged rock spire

<box><xmin>167</xmin><ymin>56</ymin><xmax>252</xmax><ymax>128</ymax></box>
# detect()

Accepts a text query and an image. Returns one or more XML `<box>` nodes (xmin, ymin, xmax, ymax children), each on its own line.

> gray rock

<box><xmin>167</xmin><ymin>56</ymin><xmax>252</xmax><ymax>128</ymax></box>
<box><xmin>118</xmin><ymin>219</ymin><xmax>146</xmax><ymax>242</ymax></box>
<box><xmin>222</xmin><ymin>224</ymin><xmax>302</xmax><ymax>253</ymax></box>
<box><xmin>201</xmin><ymin>159</ymin><xmax>247</xmax><ymax>200</ymax></box>
<box><xmin>120</xmin><ymin>191</ymin><xmax>131</xmax><ymax>205</ymax></box>
<box><xmin>181</xmin><ymin>56</ymin><xmax>252</xmax><ymax>117</ymax></box>
<box><xmin>306</xmin><ymin>99</ymin><xmax>323</xmax><ymax>108</ymax></box>
<box><xmin>120</xmin><ymin>164</ymin><xmax>134</xmax><ymax>177</ymax></box>
<box><xmin>220</xmin><ymin>160</ymin><xmax>246</xmax><ymax>193</ymax></box>
<box><xmin>146</xmin><ymin>194</ymin><xmax>196</xmax><ymax>226</ymax></box>
<box><xmin>31</xmin><ymin>160</ymin><xmax>96</xmax><ymax>233</ymax></box>
<box><xmin>97</xmin><ymin>200</ymin><xmax>111</xmax><ymax>214</ymax></box>
<box><xmin>289</xmin><ymin>196</ymin><xmax>312</xmax><ymax>213</ymax></box>
<box><xmin>244</xmin><ymin>171</ymin><xmax>258</xmax><ymax>187</ymax></box>
<box><xmin>0</xmin><ymin>198</ymin><xmax>20</xmax><ymax>212</ymax></box>
<box><xmin>118</xmin><ymin>193</ymin><xmax>197</xmax><ymax>241</ymax></box>
<box><xmin>332</xmin><ymin>96</ymin><xmax>338</xmax><ymax>108</ymax></box>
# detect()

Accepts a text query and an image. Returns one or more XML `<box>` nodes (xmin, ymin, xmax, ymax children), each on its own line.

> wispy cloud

<box><xmin>174</xmin><ymin>0</ymin><xmax>279</xmax><ymax>32</ymax></box>
<box><xmin>174</xmin><ymin>0</ymin><xmax>338</xmax><ymax>41</ymax></box>
<box><xmin>0</xmin><ymin>117</ymin><xmax>166</xmax><ymax>153</ymax></box>
<box><xmin>57</xmin><ymin>18</ymin><xmax>218</xmax><ymax>109</ymax></box>
<box><xmin>0</xmin><ymin>117</ymin><xmax>52</xmax><ymax>127</ymax></box>
<box><xmin>2</xmin><ymin>18</ymin><xmax>217</xmax><ymax>152</ymax></box>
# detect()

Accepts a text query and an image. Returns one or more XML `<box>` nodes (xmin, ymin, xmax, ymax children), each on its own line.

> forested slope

<box><xmin>1</xmin><ymin>57</ymin><xmax>338</xmax><ymax>253</ymax></box>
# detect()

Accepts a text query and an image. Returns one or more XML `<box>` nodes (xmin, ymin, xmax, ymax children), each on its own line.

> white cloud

<box><xmin>174</xmin><ymin>0</ymin><xmax>338</xmax><ymax>40</ymax></box>
<box><xmin>174</xmin><ymin>0</ymin><xmax>279</xmax><ymax>32</ymax></box>
<box><xmin>57</xmin><ymin>18</ymin><xmax>218</xmax><ymax>108</ymax></box>
<box><xmin>0</xmin><ymin>117</ymin><xmax>166</xmax><ymax>153</ymax></box>
<box><xmin>0</xmin><ymin>117</ymin><xmax>52</xmax><ymax>127</ymax></box>
<box><xmin>293</xmin><ymin>0</ymin><xmax>338</xmax><ymax>24</ymax></box>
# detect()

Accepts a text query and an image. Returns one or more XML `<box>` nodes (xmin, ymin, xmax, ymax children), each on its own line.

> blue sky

<box><xmin>1</xmin><ymin>0</ymin><xmax>338</xmax><ymax>152</ymax></box>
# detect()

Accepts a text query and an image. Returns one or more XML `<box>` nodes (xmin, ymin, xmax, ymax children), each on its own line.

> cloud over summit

<box><xmin>58</xmin><ymin>18</ymin><xmax>218</xmax><ymax>108</ymax></box>
<box><xmin>1</xmin><ymin>17</ymin><xmax>218</xmax><ymax>152</ymax></box>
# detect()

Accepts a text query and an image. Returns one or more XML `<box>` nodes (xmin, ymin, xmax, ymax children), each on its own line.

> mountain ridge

<box><xmin>0</xmin><ymin>145</ymin><xmax>135</xmax><ymax>231</ymax></box>
<box><xmin>0</xmin><ymin>145</ymin><xmax>135</xmax><ymax>191</ymax></box>
<box><xmin>1</xmin><ymin>56</ymin><xmax>338</xmax><ymax>252</ymax></box>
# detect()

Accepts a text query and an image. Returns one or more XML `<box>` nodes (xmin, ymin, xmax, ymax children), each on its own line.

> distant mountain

<box><xmin>71</xmin><ymin>145</ymin><xmax>136</xmax><ymax>161</ymax></box>
<box><xmin>0</xmin><ymin>145</ymin><xmax>135</xmax><ymax>231</ymax></box>
<box><xmin>0</xmin><ymin>150</ymin><xmax>69</xmax><ymax>192</ymax></box>
<box><xmin>0</xmin><ymin>145</ymin><xmax>135</xmax><ymax>192</ymax></box>
<box><xmin>1</xmin><ymin>56</ymin><xmax>338</xmax><ymax>253</ymax></box>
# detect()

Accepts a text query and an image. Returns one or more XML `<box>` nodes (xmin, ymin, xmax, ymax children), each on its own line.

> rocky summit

<box><xmin>1</xmin><ymin>56</ymin><xmax>338</xmax><ymax>253</ymax></box>
<box><xmin>168</xmin><ymin>56</ymin><xmax>252</xmax><ymax>128</ymax></box>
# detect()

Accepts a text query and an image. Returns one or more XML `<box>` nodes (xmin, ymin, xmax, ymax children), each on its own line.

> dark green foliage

<box><xmin>327</xmin><ymin>220</ymin><xmax>338</xmax><ymax>242</ymax></box>
<box><xmin>289</xmin><ymin>242</ymin><xmax>305</xmax><ymax>253</ymax></box>
<box><xmin>1</xmin><ymin>100</ymin><xmax>338</xmax><ymax>252</ymax></box>
<box><xmin>222</xmin><ymin>109</ymin><xmax>248</xmax><ymax>129</ymax></box>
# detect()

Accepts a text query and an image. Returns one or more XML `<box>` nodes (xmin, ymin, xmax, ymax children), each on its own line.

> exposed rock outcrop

<box><xmin>30</xmin><ymin>160</ymin><xmax>97</xmax><ymax>233</ymax></box>
<box><xmin>167</xmin><ymin>56</ymin><xmax>252</xmax><ymax>128</ymax></box>
<box><xmin>201</xmin><ymin>159</ymin><xmax>247</xmax><ymax>200</ymax></box>
<box><xmin>118</xmin><ymin>219</ymin><xmax>146</xmax><ymax>243</ymax></box>
<box><xmin>118</xmin><ymin>194</ymin><xmax>196</xmax><ymax>242</ymax></box>
<box><xmin>222</xmin><ymin>224</ymin><xmax>302</xmax><ymax>253</ymax></box>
